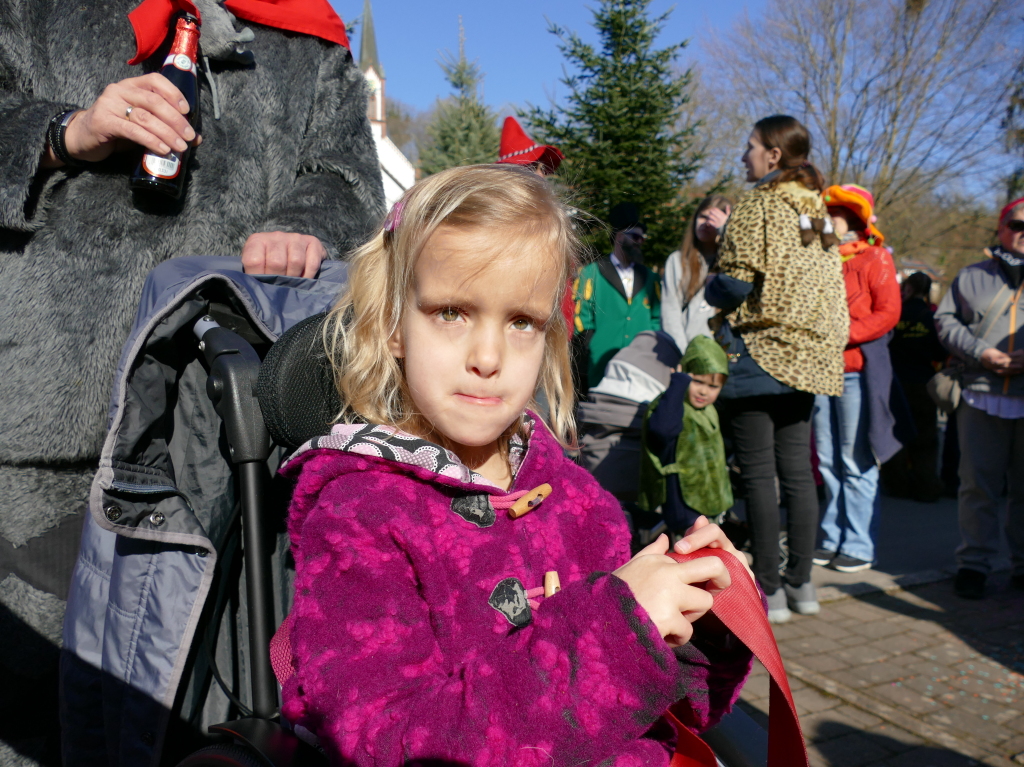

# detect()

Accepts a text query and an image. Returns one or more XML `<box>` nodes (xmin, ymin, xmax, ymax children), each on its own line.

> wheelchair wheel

<box><xmin>175</xmin><ymin>743</ymin><xmax>267</xmax><ymax>767</ymax></box>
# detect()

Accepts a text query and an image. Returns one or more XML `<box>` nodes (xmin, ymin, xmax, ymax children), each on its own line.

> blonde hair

<box><xmin>325</xmin><ymin>164</ymin><xmax>581</xmax><ymax>457</ymax></box>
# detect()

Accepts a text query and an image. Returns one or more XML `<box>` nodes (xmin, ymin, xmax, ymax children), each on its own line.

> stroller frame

<box><xmin>181</xmin><ymin>315</ymin><xmax>321</xmax><ymax>766</ymax></box>
<box><xmin>178</xmin><ymin>307</ymin><xmax>768</xmax><ymax>767</ymax></box>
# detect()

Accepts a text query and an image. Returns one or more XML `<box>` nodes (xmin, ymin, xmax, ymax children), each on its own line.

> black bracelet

<box><xmin>47</xmin><ymin>109</ymin><xmax>85</xmax><ymax>167</ymax></box>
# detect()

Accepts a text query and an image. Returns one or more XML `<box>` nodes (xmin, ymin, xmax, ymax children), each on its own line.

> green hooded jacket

<box><xmin>638</xmin><ymin>336</ymin><xmax>733</xmax><ymax>515</ymax></box>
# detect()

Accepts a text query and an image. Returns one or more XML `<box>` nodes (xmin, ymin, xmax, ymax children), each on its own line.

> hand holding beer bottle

<box><xmin>42</xmin><ymin>42</ymin><xmax>200</xmax><ymax>170</ymax></box>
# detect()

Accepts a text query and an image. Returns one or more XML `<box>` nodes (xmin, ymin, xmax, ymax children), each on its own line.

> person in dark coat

<box><xmin>0</xmin><ymin>1</ymin><xmax>383</xmax><ymax>762</ymax></box>
<box><xmin>883</xmin><ymin>272</ymin><xmax>948</xmax><ymax>501</ymax></box>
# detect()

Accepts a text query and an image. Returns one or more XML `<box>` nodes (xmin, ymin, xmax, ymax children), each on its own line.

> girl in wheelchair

<box><xmin>276</xmin><ymin>165</ymin><xmax>756</xmax><ymax>766</ymax></box>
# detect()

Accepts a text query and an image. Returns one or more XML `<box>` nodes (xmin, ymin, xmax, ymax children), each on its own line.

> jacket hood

<box><xmin>681</xmin><ymin>334</ymin><xmax>729</xmax><ymax>377</ymax></box>
<box><xmin>774</xmin><ymin>181</ymin><xmax>829</xmax><ymax>216</ymax></box>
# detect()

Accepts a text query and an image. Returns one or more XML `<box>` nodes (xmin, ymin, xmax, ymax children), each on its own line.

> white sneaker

<box><xmin>784</xmin><ymin>581</ymin><xmax>820</xmax><ymax>615</ymax></box>
<box><xmin>765</xmin><ymin>588</ymin><xmax>792</xmax><ymax>623</ymax></box>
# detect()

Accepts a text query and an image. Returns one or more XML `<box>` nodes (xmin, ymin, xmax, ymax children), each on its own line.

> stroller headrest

<box><xmin>256</xmin><ymin>312</ymin><xmax>343</xmax><ymax>450</ymax></box>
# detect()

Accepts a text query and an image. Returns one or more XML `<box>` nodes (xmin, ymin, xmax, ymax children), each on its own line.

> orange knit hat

<box><xmin>823</xmin><ymin>184</ymin><xmax>884</xmax><ymax>246</ymax></box>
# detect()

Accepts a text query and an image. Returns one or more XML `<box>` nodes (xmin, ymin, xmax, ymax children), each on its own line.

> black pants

<box><xmin>882</xmin><ymin>380</ymin><xmax>941</xmax><ymax>501</ymax></box>
<box><xmin>722</xmin><ymin>392</ymin><xmax>817</xmax><ymax>594</ymax></box>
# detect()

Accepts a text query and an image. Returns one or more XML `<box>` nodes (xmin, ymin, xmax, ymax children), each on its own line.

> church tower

<box><xmin>358</xmin><ymin>0</ymin><xmax>415</xmax><ymax>206</ymax></box>
<box><xmin>360</xmin><ymin>0</ymin><xmax>386</xmax><ymax>139</ymax></box>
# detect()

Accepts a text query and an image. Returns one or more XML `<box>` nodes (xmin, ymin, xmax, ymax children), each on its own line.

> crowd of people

<box><xmin>2</xmin><ymin>2</ymin><xmax>1022</xmax><ymax>763</ymax></box>
<box><xmin>569</xmin><ymin>114</ymin><xmax>1024</xmax><ymax>621</ymax></box>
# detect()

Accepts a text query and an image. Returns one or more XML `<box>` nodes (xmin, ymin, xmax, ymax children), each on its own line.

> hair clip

<box><xmin>383</xmin><ymin>201</ymin><xmax>405</xmax><ymax>233</ymax></box>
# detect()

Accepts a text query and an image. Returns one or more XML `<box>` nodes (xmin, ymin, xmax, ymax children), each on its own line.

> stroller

<box><xmin>61</xmin><ymin>258</ymin><xmax>769</xmax><ymax>767</ymax></box>
<box><xmin>577</xmin><ymin>331</ymin><xmax>682</xmax><ymax>545</ymax></box>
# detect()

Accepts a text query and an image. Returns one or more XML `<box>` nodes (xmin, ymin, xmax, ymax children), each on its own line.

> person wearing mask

<box><xmin>935</xmin><ymin>198</ymin><xmax>1024</xmax><ymax>599</ymax></box>
<box><xmin>812</xmin><ymin>185</ymin><xmax>901</xmax><ymax>573</ymax></box>
<box><xmin>883</xmin><ymin>272</ymin><xmax>948</xmax><ymax>501</ymax></box>
<box><xmin>661</xmin><ymin>195</ymin><xmax>732</xmax><ymax>352</ymax></box>
<box><xmin>574</xmin><ymin>203</ymin><xmax>661</xmax><ymax>391</ymax></box>
<box><xmin>705</xmin><ymin>115</ymin><xmax>848</xmax><ymax>622</ymax></box>
<box><xmin>0</xmin><ymin>0</ymin><xmax>383</xmax><ymax>762</ymax></box>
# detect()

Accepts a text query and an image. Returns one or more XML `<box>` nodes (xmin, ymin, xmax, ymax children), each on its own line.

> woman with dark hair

<box><xmin>662</xmin><ymin>194</ymin><xmax>732</xmax><ymax>351</ymax></box>
<box><xmin>706</xmin><ymin>115</ymin><xmax>849</xmax><ymax>622</ymax></box>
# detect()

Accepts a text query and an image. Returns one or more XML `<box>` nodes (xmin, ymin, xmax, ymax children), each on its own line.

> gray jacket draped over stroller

<box><xmin>62</xmin><ymin>257</ymin><xmax>346</xmax><ymax>767</ymax></box>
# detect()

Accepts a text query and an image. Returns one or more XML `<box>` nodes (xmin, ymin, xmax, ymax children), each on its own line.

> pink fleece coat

<box><xmin>280</xmin><ymin>415</ymin><xmax>752</xmax><ymax>766</ymax></box>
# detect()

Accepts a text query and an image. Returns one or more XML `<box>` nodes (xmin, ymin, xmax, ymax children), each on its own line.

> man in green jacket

<box><xmin>574</xmin><ymin>203</ymin><xmax>662</xmax><ymax>390</ymax></box>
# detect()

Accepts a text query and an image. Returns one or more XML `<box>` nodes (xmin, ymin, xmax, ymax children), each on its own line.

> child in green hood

<box><xmin>638</xmin><ymin>335</ymin><xmax>733</xmax><ymax>533</ymax></box>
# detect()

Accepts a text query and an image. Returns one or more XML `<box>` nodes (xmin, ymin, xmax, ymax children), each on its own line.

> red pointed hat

<box><xmin>496</xmin><ymin>117</ymin><xmax>564</xmax><ymax>174</ymax></box>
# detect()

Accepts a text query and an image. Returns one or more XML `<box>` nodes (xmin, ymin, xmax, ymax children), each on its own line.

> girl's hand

<box><xmin>674</xmin><ymin>516</ymin><xmax>756</xmax><ymax>587</ymax></box>
<box><xmin>613</xmin><ymin>534</ymin><xmax>731</xmax><ymax>647</ymax></box>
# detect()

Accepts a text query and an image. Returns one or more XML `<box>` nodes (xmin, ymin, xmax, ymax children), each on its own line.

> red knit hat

<box><xmin>823</xmin><ymin>184</ymin><xmax>884</xmax><ymax>246</ymax></box>
<box><xmin>496</xmin><ymin>117</ymin><xmax>564</xmax><ymax>174</ymax></box>
<box><xmin>999</xmin><ymin>196</ymin><xmax>1024</xmax><ymax>224</ymax></box>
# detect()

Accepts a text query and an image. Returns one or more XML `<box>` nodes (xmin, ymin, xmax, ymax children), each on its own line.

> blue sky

<box><xmin>329</xmin><ymin>1</ymin><xmax>765</xmax><ymax>114</ymax></box>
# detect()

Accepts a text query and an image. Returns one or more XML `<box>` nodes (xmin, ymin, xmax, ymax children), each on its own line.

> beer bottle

<box><xmin>130</xmin><ymin>14</ymin><xmax>200</xmax><ymax>200</ymax></box>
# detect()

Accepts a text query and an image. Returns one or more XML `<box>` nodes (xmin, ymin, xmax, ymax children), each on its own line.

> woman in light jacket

<box><xmin>662</xmin><ymin>195</ymin><xmax>732</xmax><ymax>351</ymax></box>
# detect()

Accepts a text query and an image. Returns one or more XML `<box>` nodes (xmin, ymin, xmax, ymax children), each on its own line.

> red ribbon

<box><xmin>127</xmin><ymin>0</ymin><xmax>349</xmax><ymax>65</ymax></box>
<box><xmin>665</xmin><ymin>549</ymin><xmax>809</xmax><ymax>767</ymax></box>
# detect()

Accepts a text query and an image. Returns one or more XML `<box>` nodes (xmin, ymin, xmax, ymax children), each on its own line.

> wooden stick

<box><xmin>509</xmin><ymin>483</ymin><xmax>552</xmax><ymax>519</ymax></box>
<box><xmin>544</xmin><ymin>571</ymin><xmax>561</xmax><ymax>597</ymax></box>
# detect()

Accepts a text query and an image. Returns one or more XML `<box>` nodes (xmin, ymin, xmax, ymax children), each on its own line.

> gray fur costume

<box><xmin>0</xmin><ymin>1</ymin><xmax>383</xmax><ymax>763</ymax></box>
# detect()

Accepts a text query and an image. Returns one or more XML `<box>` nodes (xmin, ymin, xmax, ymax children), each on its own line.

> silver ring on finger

<box><xmin>125</xmin><ymin>106</ymin><xmax>134</xmax><ymax>120</ymax></box>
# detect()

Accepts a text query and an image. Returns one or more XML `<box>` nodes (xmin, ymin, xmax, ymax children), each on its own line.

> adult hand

<box><xmin>980</xmin><ymin>347</ymin><xmax>1021</xmax><ymax>375</ymax></box>
<box><xmin>1007</xmin><ymin>349</ymin><xmax>1024</xmax><ymax>374</ymax></box>
<box><xmin>47</xmin><ymin>74</ymin><xmax>200</xmax><ymax>167</ymax></box>
<box><xmin>613</xmin><ymin>534</ymin><xmax>731</xmax><ymax>647</ymax></box>
<box><xmin>241</xmin><ymin>232</ymin><xmax>326</xmax><ymax>278</ymax></box>
<box><xmin>705</xmin><ymin>206</ymin><xmax>731</xmax><ymax>231</ymax></box>
<box><xmin>675</xmin><ymin>516</ymin><xmax>756</xmax><ymax>587</ymax></box>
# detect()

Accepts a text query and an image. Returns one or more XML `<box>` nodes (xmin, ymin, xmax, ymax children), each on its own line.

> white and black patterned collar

<box><xmin>286</xmin><ymin>419</ymin><xmax>530</xmax><ymax>490</ymax></box>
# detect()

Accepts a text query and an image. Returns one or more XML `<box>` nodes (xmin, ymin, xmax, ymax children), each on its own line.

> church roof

<box><xmin>359</xmin><ymin>0</ymin><xmax>384</xmax><ymax>78</ymax></box>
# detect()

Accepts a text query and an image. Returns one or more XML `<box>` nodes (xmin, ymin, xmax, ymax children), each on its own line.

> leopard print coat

<box><xmin>717</xmin><ymin>181</ymin><xmax>849</xmax><ymax>396</ymax></box>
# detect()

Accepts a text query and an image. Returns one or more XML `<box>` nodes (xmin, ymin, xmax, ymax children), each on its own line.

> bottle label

<box><xmin>142</xmin><ymin>151</ymin><xmax>182</xmax><ymax>179</ymax></box>
<box><xmin>162</xmin><ymin>53</ymin><xmax>197</xmax><ymax>75</ymax></box>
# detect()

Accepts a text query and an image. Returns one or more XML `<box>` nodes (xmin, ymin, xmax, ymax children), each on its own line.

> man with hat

<box><xmin>495</xmin><ymin>116</ymin><xmax>564</xmax><ymax>176</ymax></box>
<box><xmin>935</xmin><ymin>196</ymin><xmax>1024</xmax><ymax>598</ymax></box>
<box><xmin>574</xmin><ymin>202</ymin><xmax>661</xmax><ymax>391</ymax></box>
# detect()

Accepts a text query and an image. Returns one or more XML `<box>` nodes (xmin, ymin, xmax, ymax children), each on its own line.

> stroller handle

<box><xmin>194</xmin><ymin>314</ymin><xmax>279</xmax><ymax>719</ymax></box>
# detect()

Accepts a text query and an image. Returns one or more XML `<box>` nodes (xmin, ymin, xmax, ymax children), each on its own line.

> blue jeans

<box><xmin>813</xmin><ymin>372</ymin><xmax>880</xmax><ymax>562</ymax></box>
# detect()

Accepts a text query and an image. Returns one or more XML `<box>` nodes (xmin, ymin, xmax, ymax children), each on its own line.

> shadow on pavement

<box><xmin>851</xmin><ymin>575</ymin><xmax>1024</xmax><ymax>678</ymax></box>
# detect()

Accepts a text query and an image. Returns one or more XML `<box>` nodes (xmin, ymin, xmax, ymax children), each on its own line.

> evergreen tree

<box><xmin>522</xmin><ymin>0</ymin><xmax>701</xmax><ymax>261</ymax></box>
<box><xmin>420</xmin><ymin>23</ymin><xmax>500</xmax><ymax>176</ymax></box>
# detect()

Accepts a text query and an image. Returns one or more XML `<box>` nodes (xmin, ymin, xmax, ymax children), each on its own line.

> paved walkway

<box><xmin>737</xmin><ymin>496</ymin><xmax>1023</xmax><ymax>766</ymax></box>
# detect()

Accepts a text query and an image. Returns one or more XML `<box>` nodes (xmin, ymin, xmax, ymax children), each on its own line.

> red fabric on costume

<box><xmin>839</xmin><ymin>238</ymin><xmax>900</xmax><ymax>372</ymax></box>
<box><xmin>128</xmin><ymin>0</ymin><xmax>349</xmax><ymax>65</ymax></box>
<box><xmin>560</xmin><ymin>279</ymin><xmax>574</xmax><ymax>339</ymax></box>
